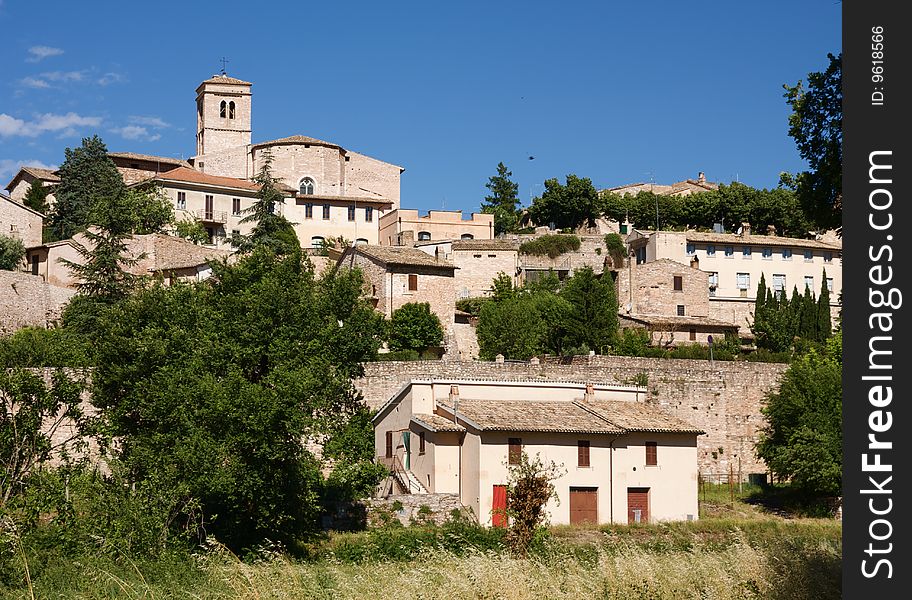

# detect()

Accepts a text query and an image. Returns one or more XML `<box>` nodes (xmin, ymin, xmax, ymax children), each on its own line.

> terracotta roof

<box><xmin>347</xmin><ymin>245</ymin><xmax>456</xmax><ymax>270</ymax></box>
<box><xmin>293</xmin><ymin>194</ymin><xmax>392</xmax><ymax>206</ymax></box>
<box><xmin>109</xmin><ymin>153</ymin><xmax>190</xmax><ymax>169</ymax></box>
<box><xmin>5</xmin><ymin>166</ymin><xmax>60</xmax><ymax>192</ymax></box>
<box><xmin>452</xmin><ymin>239</ymin><xmax>517</xmax><ymax>251</ymax></box>
<box><xmin>684</xmin><ymin>231</ymin><xmax>841</xmax><ymax>251</ymax></box>
<box><xmin>411</xmin><ymin>413</ymin><xmax>466</xmax><ymax>433</ymax></box>
<box><xmin>580</xmin><ymin>400</ymin><xmax>705</xmax><ymax>434</ymax></box>
<box><xmin>253</xmin><ymin>134</ymin><xmax>340</xmax><ymax>150</ymax></box>
<box><xmin>199</xmin><ymin>74</ymin><xmax>252</xmax><ymax>86</ymax></box>
<box><xmin>149</xmin><ymin>167</ymin><xmax>263</xmax><ymax>193</ymax></box>
<box><xmin>437</xmin><ymin>399</ymin><xmax>625</xmax><ymax>434</ymax></box>
<box><xmin>138</xmin><ymin>234</ymin><xmax>230</xmax><ymax>272</ymax></box>
<box><xmin>620</xmin><ymin>314</ymin><xmax>738</xmax><ymax>330</ymax></box>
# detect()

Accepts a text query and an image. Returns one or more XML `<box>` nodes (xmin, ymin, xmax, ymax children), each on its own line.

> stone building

<box><xmin>25</xmin><ymin>232</ymin><xmax>228</xmax><ymax>289</ymax></box>
<box><xmin>379</xmin><ymin>209</ymin><xmax>493</xmax><ymax>246</ymax></box>
<box><xmin>4</xmin><ymin>167</ymin><xmax>59</xmax><ymax>206</ymax></box>
<box><xmin>0</xmin><ymin>270</ymin><xmax>74</xmax><ymax>334</ymax></box>
<box><xmin>627</xmin><ymin>226</ymin><xmax>842</xmax><ymax>336</ymax></box>
<box><xmin>373</xmin><ymin>379</ymin><xmax>702</xmax><ymax>526</ymax></box>
<box><xmin>189</xmin><ymin>75</ymin><xmax>402</xmax><ymax>213</ymax></box>
<box><xmin>108</xmin><ymin>152</ymin><xmax>189</xmax><ymax>185</ymax></box>
<box><xmin>412</xmin><ymin>239</ymin><xmax>520</xmax><ymax>299</ymax></box>
<box><xmin>603</xmin><ymin>172</ymin><xmax>719</xmax><ymax>197</ymax></box>
<box><xmin>336</xmin><ymin>244</ymin><xmax>456</xmax><ymax>329</ymax></box>
<box><xmin>1</xmin><ymin>192</ymin><xmax>44</xmax><ymax>250</ymax></box>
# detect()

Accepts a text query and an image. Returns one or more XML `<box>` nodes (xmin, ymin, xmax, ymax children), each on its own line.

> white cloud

<box><xmin>40</xmin><ymin>70</ymin><xmax>85</xmax><ymax>82</ymax></box>
<box><xmin>26</xmin><ymin>46</ymin><xmax>64</xmax><ymax>63</ymax></box>
<box><xmin>0</xmin><ymin>112</ymin><xmax>102</xmax><ymax>138</ymax></box>
<box><xmin>97</xmin><ymin>72</ymin><xmax>126</xmax><ymax>86</ymax></box>
<box><xmin>128</xmin><ymin>115</ymin><xmax>171</xmax><ymax>129</ymax></box>
<box><xmin>111</xmin><ymin>125</ymin><xmax>161</xmax><ymax>142</ymax></box>
<box><xmin>20</xmin><ymin>77</ymin><xmax>51</xmax><ymax>89</ymax></box>
<box><xmin>0</xmin><ymin>159</ymin><xmax>57</xmax><ymax>181</ymax></box>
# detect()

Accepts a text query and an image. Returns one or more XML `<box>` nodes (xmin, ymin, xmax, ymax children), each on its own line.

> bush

<box><xmin>455</xmin><ymin>297</ymin><xmax>489</xmax><ymax>316</ymax></box>
<box><xmin>375</xmin><ymin>349</ymin><xmax>420</xmax><ymax>361</ymax></box>
<box><xmin>603</xmin><ymin>233</ymin><xmax>626</xmax><ymax>266</ymax></box>
<box><xmin>0</xmin><ymin>327</ymin><xmax>93</xmax><ymax>368</ymax></box>
<box><xmin>519</xmin><ymin>235</ymin><xmax>581</xmax><ymax>258</ymax></box>
<box><xmin>388</xmin><ymin>302</ymin><xmax>444</xmax><ymax>352</ymax></box>
<box><xmin>0</xmin><ymin>234</ymin><xmax>25</xmax><ymax>271</ymax></box>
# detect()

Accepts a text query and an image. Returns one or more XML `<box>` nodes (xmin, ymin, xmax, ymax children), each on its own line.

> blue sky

<box><xmin>1</xmin><ymin>0</ymin><xmax>840</xmax><ymax>213</ymax></box>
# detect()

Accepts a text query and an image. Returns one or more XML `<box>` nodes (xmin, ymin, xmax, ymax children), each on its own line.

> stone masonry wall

<box><xmin>453</xmin><ymin>249</ymin><xmax>518</xmax><ymax>299</ymax></box>
<box><xmin>616</xmin><ymin>259</ymin><xmax>710</xmax><ymax>317</ymax></box>
<box><xmin>0</xmin><ymin>271</ymin><xmax>75</xmax><ymax>334</ymax></box>
<box><xmin>355</xmin><ymin>356</ymin><xmax>787</xmax><ymax>475</ymax></box>
<box><xmin>1</xmin><ymin>195</ymin><xmax>44</xmax><ymax>249</ymax></box>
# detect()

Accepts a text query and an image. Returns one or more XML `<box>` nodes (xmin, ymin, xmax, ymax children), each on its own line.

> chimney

<box><xmin>398</xmin><ymin>230</ymin><xmax>414</xmax><ymax>246</ymax></box>
<box><xmin>690</xmin><ymin>255</ymin><xmax>700</xmax><ymax>269</ymax></box>
<box><xmin>741</xmin><ymin>222</ymin><xmax>751</xmax><ymax>237</ymax></box>
<box><xmin>698</xmin><ymin>172</ymin><xmax>706</xmax><ymax>183</ymax></box>
<box><xmin>449</xmin><ymin>384</ymin><xmax>459</xmax><ymax>402</ymax></box>
<box><xmin>766</xmin><ymin>224</ymin><xmax>777</xmax><ymax>237</ymax></box>
<box><xmin>584</xmin><ymin>382</ymin><xmax>594</xmax><ymax>403</ymax></box>
<box><xmin>435</xmin><ymin>246</ymin><xmax>440</xmax><ymax>262</ymax></box>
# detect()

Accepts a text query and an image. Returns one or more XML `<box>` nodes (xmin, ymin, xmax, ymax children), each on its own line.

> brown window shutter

<box><xmin>408</xmin><ymin>274</ymin><xmax>418</xmax><ymax>291</ymax></box>
<box><xmin>673</xmin><ymin>275</ymin><xmax>683</xmax><ymax>291</ymax></box>
<box><xmin>578</xmin><ymin>440</ymin><xmax>590</xmax><ymax>467</ymax></box>
<box><xmin>689</xmin><ymin>328</ymin><xmax>696</xmax><ymax>341</ymax></box>
<box><xmin>645</xmin><ymin>441</ymin><xmax>657</xmax><ymax>466</ymax></box>
<box><xmin>508</xmin><ymin>438</ymin><xmax>522</xmax><ymax>465</ymax></box>
<box><xmin>385</xmin><ymin>431</ymin><xmax>393</xmax><ymax>458</ymax></box>
<box><xmin>419</xmin><ymin>431</ymin><xmax>426</xmax><ymax>455</ymax></box>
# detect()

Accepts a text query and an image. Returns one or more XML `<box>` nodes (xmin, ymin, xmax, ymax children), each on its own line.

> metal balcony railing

<box><xmin>193</xmin><ymin>209</ymin><xmax>228</xmax><ymax>224</ymax></box>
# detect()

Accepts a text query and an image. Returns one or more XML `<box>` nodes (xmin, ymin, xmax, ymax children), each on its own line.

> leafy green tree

<box><xmin>322</xmin><ymin>406</ymin><xmax>388</xmax><ymax>508</ymax></box>
<box><xmin>0</xmin><ymin>234</ymin><xmax>25</xmax><ymax>271</ymax></box>
<box><xmin>0</xmin><ymin>327</ymin><xmax>92</xmax><ymax>368</ymax></box>
<box><xmin>23</xmin><ymin>180</ymin><xmax>49</xmax><ymax>214</ymax></box>
<box><xmin>126</xmin><ymin>186</ymin><xmax>174</xmax><ymax>234</ymax></box>
<box><xmin>491</xmin><ymin>272</ymin><xmax>516</xmax><ymax>301</ymax></box>
<box><xmin>559</xmin><ymin>266</ymin><xmax>618</xmax><ymax>353</ymax></box>
<box><xmin>174</xmin><ymin>217</ymin><xmax>210</xmax><ymax>245</ymax></box>
<box><xmin>756</xmin><ymin>333</ymin><xmax>842</xmax><ymax>496</ymax></box>
<box><xmin>480</xmin><ymin>162</ymin><xmax>521</xmax><ymax>235</ymax></box>
<box><xmin>49</xmin><ymin>135</ymin><xmax>125</xmax><ymax>241</ymax></box>
<box><xmin>237</xmin><ymin>152</ymin><xmax>299</xmax><ymax>255</ymax></box>
<box><xmin>89</xmin><ymin>250</ymin><xmax>385</xmax><ymax>550</ymax></box>
<box><xmin>782</xmin><ymin>53</ymin><xmax>842</xmax><ymax>230</ymax></box>
<box><xmin>388</xmin><ymin>302</ymin><xmax>444</xmax><ymax>352</ymax></box>
<box><xmin>477</xmin><ymin>295</ymin><xmax>546</xmax><ymax>360</ymax></box>
<box><xmin>527</xmin><ymin>175</ymin><xmax>602</xmax><ymax>230</ymax></box>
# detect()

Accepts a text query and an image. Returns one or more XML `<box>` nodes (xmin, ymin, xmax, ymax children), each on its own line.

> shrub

<box><xmin>519</xmin><ymin>235</ymin><xmax>581</xmax><ymax>258</ymax></box>
<box><xmin>603</xmin><ymin>233</ymin><xmax>626</xmax><ymax>266</ymax></box>
<box><xmin>0</xmin><ymin>234</ymin><xmax>25</xmax><ymax>271</ymax></box>
<box><xmin>505</xmin><ymin>452</ymin><xmax>564</xmax><ymax>557</ymax></box>
<box><xmin>455</xmin><ymin>297</ymin><xmax>489</xmax><ymax>316</ymax></box>
<box><xmin>0</xmin><ymin>327</ymin><xmax>93</xmax><ymax>368</ymax></box>
<box><xmin>375</xmin><ymin>349</ymin><xmax>420</xmax><ymax>361</ymax></box>
<box><xmin>388</xmin><ymin>302</ymin><xmax>444</xmax><ymax>352</ymax></box>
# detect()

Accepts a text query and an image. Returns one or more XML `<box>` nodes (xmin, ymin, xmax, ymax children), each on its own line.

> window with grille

<box><xmin>322</xmin><ymin>204</ymin><xmax>330</xmax><ymax>220</ymax></box>
<box><xmin>676</xmin><ymin>305</ymin><xmax>685</xmax><ymax>316</ymax></box>
<box><xmin>305</xmin><ymin>203</ymin><xmax>313</xmax><ymax>219</ymax></box>
<box><xmin>348</xmin><ymin>205</ymin><xmax>356</xmax><ymax>221</ymax></box>
<box><xmin>736</xmin><ymin>272</ymin><xmax>750</xmax><ymax>290</ymax></box>
<box><xmin>365</xmin><ymin>206</ymin><xmax>373</xmax><ymax>222</ymax></box>
<box><xmin>177</xmin><ymin>191</ymin><xmax>186</xmax><ymax>210</ymax></box>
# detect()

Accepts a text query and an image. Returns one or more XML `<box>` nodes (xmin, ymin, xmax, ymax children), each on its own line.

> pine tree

<box><xmin>23</xmin><ymin>180</ymin><xmax>49</xmax><ymax>214</ymax></box>
<box><xmin>817</xmin><ymin>268</ymin><xmax>832</xmax><ymax>340</ymax></box>
<box><xmin>480</xmin><ymin>162</ymin><xmax>521</xmax><ymax>235</ymax></box>
<box><xmin>49</xmin><ymin>136</ymin><xmax>125</xmax><ymax>241</ymax></box>
<box><xmin>237</xmin><ymin>151</ymin><xmax>299</xmax><ymax>255</ymax></box>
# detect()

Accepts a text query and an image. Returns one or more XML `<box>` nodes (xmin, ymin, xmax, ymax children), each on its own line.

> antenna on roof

<box><xmin>219</xmin><ymin>57</ymin><xmax>229</xmax><ymax>75</ymax></box>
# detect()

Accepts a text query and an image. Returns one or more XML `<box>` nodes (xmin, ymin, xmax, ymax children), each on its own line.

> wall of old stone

<box><xmin>1</xmin><ymin>196</ymin><xmax>44</xmax><ymax>249</ymax></box>
<box><xmin>616</xmin><ymin>259</ymin><xmax>709</xmax><ymax>317</ymax></box>
<box><xmin>453</xmin><ymin>249</ymin><xmax>518</xmax><ymax>299</ymax></box>
<box><xmin>344</xmin><ymin>151</ymin><xmax>401</xmax><ymax>206</ymax></box>
<box><xmin>366</xmin><ymin>493</ymin><xmax>467</xmax><ymax>526</ymax></box>
<box><xmin>355</xmin><ymin>356</ymin><xmax>787</xmax><ymax>475</ymax></box>
<box><xmin>0</xmin><ymin>271</ymin><xmax>74</xmax><ymax>333</ymax></box>
<box><xmin>510</xmin><ymin>233</ymin><xmax>611</xmax><ymax>277</ymax></box>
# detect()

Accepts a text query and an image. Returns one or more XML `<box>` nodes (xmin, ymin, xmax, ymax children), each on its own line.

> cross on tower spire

<box><xmin>219</xmin><ymin>57</ymin><xmax>229</xmax><ymax>75</ymax></box>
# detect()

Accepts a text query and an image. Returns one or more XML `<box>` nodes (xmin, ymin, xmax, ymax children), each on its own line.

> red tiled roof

<box><xmin>252</xmin><ymin>134</ymin><xmax>340</xmax><ymax>150</ymax></box>
<box><xmin>199</xmin><ymin>75</ymin><xmax>252</xmax><ymax>86</ymax></box>
<box><xmin>150</xmin><ymin>166</ymin><xmax>262</xmax><ymax>193</ymax></box>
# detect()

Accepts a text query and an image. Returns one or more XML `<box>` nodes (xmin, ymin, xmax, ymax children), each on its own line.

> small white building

<box><xmin>373</xmin><ymin>379</ymin><xmax>703</xmax><ymax>526</ymax></box>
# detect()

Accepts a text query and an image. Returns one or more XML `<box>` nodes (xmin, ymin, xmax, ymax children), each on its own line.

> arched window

<box><xmin>461</xmin><ymin>233</ymin><xmax>474</xmax><ymax>240</ymax></box>
<box><xmin>311</xmin><ymin>236</ymin><xmax>325</xmax><ymax>249</ymax></box>
<box><xmin>418</xmin><ymin>231</ymin><xmax>431</xmax><ymax>241</ymax></box>
<box><xmin>299</xmin><ymin>177</ymin><xmax>315</xmax><ymax>195</ymax></box>
<box><xmin>356</xmin><ymin>238</ymin><xmax>369</xmax><ymax>246</ymax></box>
<box><xmin>228</xmin><ymin>101</ymin><xmax>236</xmax><ymax>119</ymax></box>
<box><xmin>219</xmin><ymin>100</ymin><xmax>227</xmax><ymax>118</ymax></box>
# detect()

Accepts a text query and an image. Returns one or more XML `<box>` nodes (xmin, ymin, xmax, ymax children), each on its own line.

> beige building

<box><xmin>603</xmin><ymin>172</ymin><xmax>719</xmax><ymax>197</ymax></box>
<box><xmin>189</xmin><ymin>75</ymin><xmax>402</xmax><ymax>212</ymax></box>
<box><xmin>336</xmin><ymin>244</ymin><xmax>456</xmax><ymax>329</ymax></box>
<box><xmin>627</xmin><ymin>226</ymin><xmax>842</xmax><ymax>336</ymax></box>
<box><xmin>4</xmin><ymin>167</ymin><xmax>59</xmax><ymax>206</ymax></box>
<box><xmin>25</xmin><ymin>232</ymin><xmax>228</xmax><ymax>289</ymax></box>
<box><xmin>379</xmin><ymin>209</ymin><xmax>494</xmax><ymax>246</ymax></box>
<box><xmin>1</xmin><ymin>192</ymin><xmax>44</xmax><ymax>250</ymax></box>
<box><xmin>373</xmin><ymin>380</ymin><xmax>703</xmax><ymax>526</ymax></box>
<box><xmin>412</xmin><ymin>239</ymin><xmax>520</xmax><ymax>299</ymax></box>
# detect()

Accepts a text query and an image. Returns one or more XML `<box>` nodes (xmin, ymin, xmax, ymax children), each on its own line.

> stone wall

<box><xmin>510</xmin><ymin>234</ymin><xmax>611</xmax><ymax>277</ymax></box>
<box><xmin>453</xmin><ymin>249</ymin><xmax>518</xmax><ymax>299</ymax></box>
<box><xmin>1</xmin><ymin>195</ymin><xmax>44</xmax><ymax>249</ymax></box>
<box><xmin>616</xmin><ymin>259</ymin><xmax>710</xmax><ymax>317</ymax></box>
<box><xmin>366</xmin><ymin>493</ymin><xmax>468</xmax><ymax>526</ymax></box>
<box><xmin>0</xmin><ymin>271</ymin><xmax>74</xmax><ymax>334</ymax></box>
<box><xmin>355</xmin><ymin>356</ymin><xmax>788</xmax><ymax>475</ymax></box>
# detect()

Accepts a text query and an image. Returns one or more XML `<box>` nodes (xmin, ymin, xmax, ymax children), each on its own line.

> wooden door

<box><xmin>492</xmin><ymin>485</ymin><xmax>508</xmax><ymax>528</ymax></box>
<box><xmin>569</xmin><ymin>487</ymin><xmax>598</xmax><ymax>525</ymax></box>
<box><xmin>627</xmin><ymin>487</ymin><xmax>650</xmax><ymax>524</ymax></box>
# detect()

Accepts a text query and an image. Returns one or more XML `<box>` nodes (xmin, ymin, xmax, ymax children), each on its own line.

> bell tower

<box><xmin>195</xmin><ymin>74</ymin><xmax>252</xmax><ymax>158</ymax></box>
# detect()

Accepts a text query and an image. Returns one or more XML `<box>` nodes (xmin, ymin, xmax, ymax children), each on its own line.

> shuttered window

<box><xmin>508</xmin><ymin>438</ymin><xmax>522</xmax><ymax>465</ymax></box>
<box><xmin>385</xmin><ymin>431</ymin><xmax>393</xmax><ymax>458</ymax></box>
<box><xmin>419</xmin><ymin>432</ymin><xmax>426</xmax><ymax>455</ymax></box>
<box><xmin>578</xmin><ymin>440</ymin><xmax>590</xmax><ymax>467</ymax></box>
<box><xmin>673</xmin><ymin>275</ymin><xmax>683</xmax><ymax>291</ymax></box>
<box><xmin>645</xmin><ymin>441</ymin><xmax>657</xmax><ymax>466</ymax></box>
<box><xmin>408</xmin><ymin>274</ymin><xmax>418</xmax><ymax>291</ymax></box>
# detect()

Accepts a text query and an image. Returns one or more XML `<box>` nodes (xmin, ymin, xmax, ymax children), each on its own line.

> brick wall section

<box><xmin>0</xmin><ymin>271</ymin><xmax>74</xmax><ymax>333</ymax></box>
<box><xmin>355</xmin><ymin>356</ymin><xmax>787</xmax><ymax>475</ymax></box>
<box><xmin>616</xmin><ymin>259</ymin><xmax>709</xmax><ymax>317</ymax></box>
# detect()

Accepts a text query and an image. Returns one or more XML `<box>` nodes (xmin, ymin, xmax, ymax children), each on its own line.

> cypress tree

<box><xmin>817</xmin><ymin>268</ymin><xmax>832</xmax><ymax>340</ymax></box>
<box><xmin>800</xmin><ymin>286</ymin><xmax>817</xmax><ymax>340</ymax></box>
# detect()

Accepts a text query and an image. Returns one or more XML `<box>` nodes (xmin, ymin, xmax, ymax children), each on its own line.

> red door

<box><xmin>627</xmin><ymin>488</ymin><xmax>650</xmax><ymax>524</ymax></box>
<box><xmin>570</xmin><ymin>487</ymin><xmax>598</xmax><ymax>525</ymax></box>
<box><xmin>492</xmin><ymin>485</ymin><xmax>508</xmax><ymax>527</ymax></box>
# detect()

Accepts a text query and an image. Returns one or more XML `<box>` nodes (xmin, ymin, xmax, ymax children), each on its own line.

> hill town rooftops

<box><xmin>345</xmin><ymin>244</ymin><xmax>456</xmax><ymax>270</ymax></box>
<box><xmin>108</xmin><ymin>152</ymin><xmax>191</xmax><ymax>169</ymax></box>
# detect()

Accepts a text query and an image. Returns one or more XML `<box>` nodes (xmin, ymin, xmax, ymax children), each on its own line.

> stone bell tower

<box><xmin>195</xmin><ymin>74</ymin><xmax>252</xmax><ymax>157</ymax></box>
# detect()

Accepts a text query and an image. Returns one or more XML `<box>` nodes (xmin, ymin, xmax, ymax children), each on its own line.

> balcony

<box><xmin>193</xmin><ymin>209</ymin><xmax>228</xmax><ymax>224</ymax></box>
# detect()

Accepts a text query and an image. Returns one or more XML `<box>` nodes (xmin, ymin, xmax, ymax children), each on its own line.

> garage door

<box><xmin>627</xmin><ymin>487</ymin><xmax>650</xmax><ymax>524</ymax></box>
<box><xmin>569</xmin><ymin>487</ymin><xmax>598</xmax><ymax>525</ymax></box>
